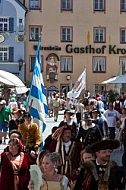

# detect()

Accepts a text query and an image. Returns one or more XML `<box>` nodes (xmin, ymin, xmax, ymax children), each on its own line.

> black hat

<box><xmin>64</xmin><ymin>109</ymin><xmax>75</xmax><ymax>115</ymax></box>
<box><xmin>63</xmin><ymin>124</ymin><xmax>73</xmax><ymax>131</ymax></box>
<box><xmin>23</xmin><ymin>112</ymin><xmax>31</xmax><ymax>118</ymax></box>
<box><xmin>84</xmin><ymin>112</ymin><xmax>92</xmax><ymax>120</ymax></box>
<box><xmin>85</xmin><ymin>139</ymin><xmax>120</xmax><ymax>153</ymax></box>
<box><xmin>91</xmin><ymin>108</ymin><xmax>99</xmax><ymax>113</ymax></box>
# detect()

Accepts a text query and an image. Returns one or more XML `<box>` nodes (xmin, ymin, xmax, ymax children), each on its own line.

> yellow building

<box><xmin>23</xmin><ymin>0</ymin><xmax>126</xmax><ymax>96</ymax></box>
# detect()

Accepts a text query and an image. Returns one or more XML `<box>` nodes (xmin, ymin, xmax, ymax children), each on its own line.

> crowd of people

<box><xmin>0</xmin><ymin>90</ymin><xmax>126</xmax><ymax>189</ymax></box>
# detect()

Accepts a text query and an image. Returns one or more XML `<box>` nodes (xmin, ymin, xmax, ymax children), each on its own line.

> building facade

<box><xmin>0</xmin><ymin>0</ymin><xmax>27</xmax><ymax>81</ymax></box>
<box><xmin>22</xmin><ymin>0</ymin><xmax>126</xmax><ymax>95</ymax></box>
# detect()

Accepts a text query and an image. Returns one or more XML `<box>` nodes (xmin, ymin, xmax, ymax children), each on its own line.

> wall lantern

<box><xmin>18</xmin><ymin>58</ymin><xmax>23</xmax><ymax>71</ymax></box>
<box><xmin>66</xmin><ymin>75</ymin><xmax>71</xmax><ymax>80</ymax></box>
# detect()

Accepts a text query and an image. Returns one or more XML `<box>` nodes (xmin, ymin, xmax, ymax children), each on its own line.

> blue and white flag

<box><xmin>27</xmin><ymin>37</ymin><xmax>48</xmax><ymax>148</ymax></box>
<box><xmin>67</xmin><ymin>69</ymin><xmax>86</xmax><ymax>99</ymax></box>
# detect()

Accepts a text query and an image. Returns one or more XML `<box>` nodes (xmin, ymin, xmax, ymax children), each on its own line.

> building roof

<box><xmin>14</xmin><ymin>0</ymin><xmax>27</xmax><ymax>11</ymax></box>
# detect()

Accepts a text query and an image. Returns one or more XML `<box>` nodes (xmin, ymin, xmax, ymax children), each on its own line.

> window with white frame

<box><xmin>121</xmin><ymin>0</ymin><xmax>126</xmax><ymax>11</ymax></box>
<box><xmin>19</xmin><ymin>19</ymin><xmax>23</xmax><ymax>32</ymax></box>
<box><xmin>94</xmin><ymin>0</ymin><xmax>105</xmax><ymax>10</ymax></box>
<box><xmin>61</xmin><ymin>27</ymin><xmax>72</xmax><ymax>42</ymax></box>
<box><xmin>61</xmin><ymin>57</ymin><xmax>72</xmax><ymax>72</ymax></box>
<box><xmin>93</xmin><ymin>57</ymin><xmax>106</xmax><ymax>72</ymax></box>
<box><xmin>0</xmin><ymin>18</ymin><xmax>8</xmax><ymax>32</ymax></box>
<box><xmin>120</xmin><ymin>29</ymin><xmax>126</xmax><ymax>43</ymax></box>
<box><xmin>120</xmin><ymin>57</ymin><xmax>126</xmax><ymax>74</ymax></box>
<box><xmin>94</xmin><ymin>28</ymin><xmax>105</xmax><ymax>42</ymax></box>
<box><xmin>29</xmin><ymin>26</ymin><xmax>41</xmax><ymax>41</ymax></box>
<box><xmin>0</xmin><ymin>47</ymin><xmax>8</xmax><ymax>61</ymax></box>
<box><xmin>29</xmin><ymin>0</ymin><xmax>40</xmax><ymax>9</ymax></box>
<box><xmin>61</xmin><ymin>0</ymin><xmax>72</xmax><ymax>10</ymax></box>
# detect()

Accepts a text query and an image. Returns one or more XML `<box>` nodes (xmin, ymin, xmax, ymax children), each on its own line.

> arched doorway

<box><xmin>47</xmin><ymin>85</ymin><xmax>58</xmax><ymax>96</ymax></box>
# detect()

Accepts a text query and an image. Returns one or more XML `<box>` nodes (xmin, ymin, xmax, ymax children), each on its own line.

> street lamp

<box><xmin>18</xmin><ymin>59</ymin><xmax>23</xmax><ymax>71</ymax></box>
<box><xmin>66</xmin><ymin>74</ymin><xmax>72</xmax><ymax>90</ymax></box>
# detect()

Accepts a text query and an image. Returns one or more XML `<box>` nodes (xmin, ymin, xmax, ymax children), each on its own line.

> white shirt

<box><xmin>63</xmin><ymin>141</ymin><xmax>71</xmax><ymax>153</ymax></box>
<box><xmin>96</xmin><ymin>159</ymin><xmax>107</xmax><ymax>171</ymax></box>
<box><xmin>120</xmin><ymin>118</ymin><xmax>126</xmax><ymax>129</ymax></box>
<box><xmin>97</xmin><ymin>100</ymin><xmax>105</xmax><ymax>113</ymax></box>
<box><xmin>124</xmin><ymin>100</ymin><xmax>126</xmax><ymax>108</ymax></box>
<box><xmin>104</xmin><ymin>109</ymin><xmax>120</xmax><ymax>127</ymax></box>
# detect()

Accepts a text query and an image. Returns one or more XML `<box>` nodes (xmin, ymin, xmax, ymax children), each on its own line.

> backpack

<box><xmin>114</xmin><ymin>101</ymin><xmax>122</xmax><ymax>114</ymax></box>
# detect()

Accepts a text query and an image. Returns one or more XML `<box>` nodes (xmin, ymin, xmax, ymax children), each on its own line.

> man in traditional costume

<box><xmin>18</xmin><ymin>112</ymin><xmax>41</xmax><ymax>153</ymax></box>
<box><xmin>48</xmin><ymin>124</ymin><xmax>83</xmax><ymax>182</ymax></box>
<box><xmin>74</xmin><ymin>139</ymin><xmax>124</xmax><ymax>190</ymax></box>
<box><xmin>77</xmin><ymin>112</ymin><xmax>102</xmax><ymax>148</ymax></box>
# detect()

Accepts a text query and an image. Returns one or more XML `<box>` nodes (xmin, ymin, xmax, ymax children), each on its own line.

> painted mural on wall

<box><xmin>46</xmin><ymin>55</ymin><xmax>59</xmax><ymax>83</ymax></box>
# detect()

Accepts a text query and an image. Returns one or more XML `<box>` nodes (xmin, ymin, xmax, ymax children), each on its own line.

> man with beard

<box><xmin>74</xmin><ymin>139</ymin><xmax>124</xmax><ymax>190</ymax></box>
<box><xmin>47</xmin><ymin>124</ymin><xmax>82</xmax><ymax>183</ymax></box>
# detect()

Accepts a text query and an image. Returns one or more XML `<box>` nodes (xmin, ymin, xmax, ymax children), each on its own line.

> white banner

<box><xmin>67</xmin><ymin>69</ymin><xmax>86</xmax><ymax>99</ymax></box>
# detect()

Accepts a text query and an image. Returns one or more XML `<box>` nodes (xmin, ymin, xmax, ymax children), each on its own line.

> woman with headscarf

<box><xmin>0</xmin><ymin>138</ymin><xmax>37</xmax><ymax>190</ymax></box>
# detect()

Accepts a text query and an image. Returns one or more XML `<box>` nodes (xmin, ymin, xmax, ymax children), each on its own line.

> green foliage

<box><xmin>108</xmin><ymin>89</ymin><xmax>118</xmax><ymax>103</ymax></box>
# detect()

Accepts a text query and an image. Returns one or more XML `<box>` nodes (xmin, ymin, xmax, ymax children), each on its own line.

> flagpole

<box><xmin>28</xmin><ymin>36</ymin><xmax>41</xmax><ymax>112</ymax></box>
<box><xmin>27</xmin><ymin>34</ymin><xmax>48</xmax><ymax>152</ymax></box>
<box><xmin>67</xmin><ymin>69</ymin><xmax>86</xmax><ymax>99</ymax></box>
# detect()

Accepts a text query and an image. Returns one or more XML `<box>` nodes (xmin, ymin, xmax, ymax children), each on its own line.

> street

<box><xmin>0</xmin><ymin>111</ymin><xmax>123</xmax><ymax>166</ymax></box>
<box><xmin>0</xmin><ymin>111</ymin><xmax>64</xmax><ymax>154</ymax></box>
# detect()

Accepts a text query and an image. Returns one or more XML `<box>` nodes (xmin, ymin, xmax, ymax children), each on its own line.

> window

<box><xmin>94</xmin><ymin>27</ymin><xmax>105</xmax><ymax>42</ymax></box>
<box><xmin>93</xmin><ymin>57</ymin><xmax>106</xmax><ymax>73</ymax></box>
<box><xmin>95</xmin><ymin>84</ymin><xmax>105</xmax><ymax>93</ymax></box>
<box><xmin>94</xmin><ymin>0</ymin><xmax>105</xmax><ymax>11</ymax></box>
<box><xmin>60</xmin><ymin>84</ymin><xmax>70</xmax><ymax>97</ymax></box>
<box><xmin>29</xmin><ymin>0</ymin><xmax>40</xmax><ymax>9</ymax></box>
<box><xmin>61</xmin><ymin>56</ymin><xmax>72</xmax><ymax>72</ymax></box>
<box><xmin>0</xmin><ymin>47</ymin><xmax>8</xmax><ymax>61</ymax></box>
<box><xmin>29</xmin><ymin>26</ymin><xmax>41</xmax><ymax>41</ymax></box>
<box><xmin>120</xmin><ymin>57</ymin><xmax>126</xmax><ymax>74</ymax></box>
<box><xmin>30</xmin><ymin>55</ymin><xmax>43</xmax><ymax>72</ymax></box>
<box><xmin>19</xmin><ymin>19</ymin><xmax>23</xmax><ymax>32</ymax></box>
<box><xmin>61</xmin><ymin>0</ymin><xmax>72</xmax><ymax>10</ymax></box>
<box><xmin>0</xmin><ymin>18</ymin><xmax>8</xmax><ymax>32</ymax></box>
<box><xmin>0</xmin><ymin>17</ymin><xmax>14</xmax><ymax>32</ymax></box>
<box><xmin>61</xmin><ymin>27</ymin><xmax>72</xmax><ymax>42</ymax></box>
<box><xmin>120</xmin><ymin>29</ymin><xmax>126</xmax><ymax>43</ymax></box>
<box><xmin>121</xmin><ymin>0</ymin><xmax>126</xmax><ymax>11</ymax></box>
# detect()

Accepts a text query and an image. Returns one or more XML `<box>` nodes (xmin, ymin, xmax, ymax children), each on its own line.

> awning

<box><xmin>0</xmin><ymin>70</ymin><xmax>28</xmax><ymax>94</ymax></box>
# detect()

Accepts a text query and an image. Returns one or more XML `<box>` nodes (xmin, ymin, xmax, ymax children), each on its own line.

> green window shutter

<box><xmin>9</xmin><ymin>47</ymin><xmax>14</xmax><ymax>62</ymax></box>
<box><xmin>9</xmin><ymin>18</ymin><xmax>14</xmax><ymax>32</ymax></box>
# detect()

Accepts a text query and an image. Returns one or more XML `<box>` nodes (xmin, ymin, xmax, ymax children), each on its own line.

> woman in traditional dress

<box><xmin>0</xmin><ymin>138</ymin><xmax>37</xmax><ymax>190</ymax></box>
<box><xmin>29</xmin><ymin>152</ymin><xmax>70</xmax><ymax>190</ymax></box>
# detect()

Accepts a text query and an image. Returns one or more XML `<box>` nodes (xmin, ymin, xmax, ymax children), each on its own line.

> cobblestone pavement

<box><xmin>0</xmin><ymin>111</ymin><xmax>124</xmax><ymax>166</ymax></box>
